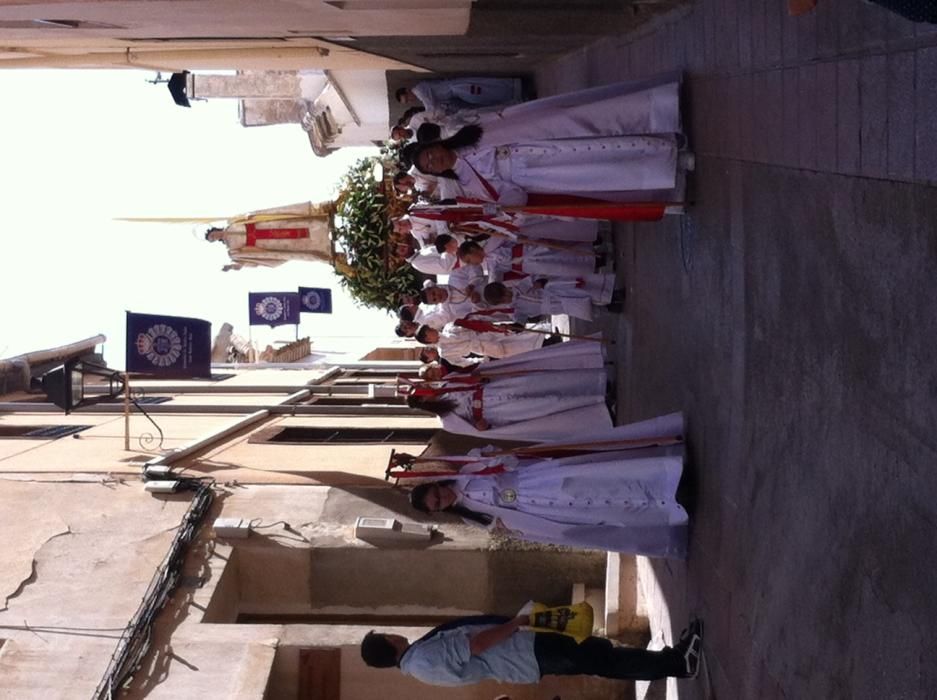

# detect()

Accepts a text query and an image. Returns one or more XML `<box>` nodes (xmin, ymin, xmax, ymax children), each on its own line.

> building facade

<box><xmin>0</xmin><ymin>337</ymin><xmax>644</xmax><ymax>699</ymax></box>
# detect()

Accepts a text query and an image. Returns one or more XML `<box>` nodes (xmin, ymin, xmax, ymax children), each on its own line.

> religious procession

<box><xmin>6</xmin><ymin>0</ymin><xmax>934</xmax><ymax>696</ymax></box>
<box><xmin>199</xmin><ymin>72</ymin><xmax>704</xmax><ymax>689</ymax></box>
<box><xmin>354</xmin><ymin>75</ymin><xmax>706</xmax><ymax>688</ymax></box>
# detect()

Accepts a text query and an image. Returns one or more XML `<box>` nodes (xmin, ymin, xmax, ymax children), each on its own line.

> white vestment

<box><xmin>475</xmin><ymin>79</ymin><xmax>681</xmax><ymax>146</ymax></box>
<box><xmin>414</xmin><ymin>304</ymin><xmax>448</xmax><ymax>330</ymax></box>
<box><xmin>412</xmin><ymin>77</ymin><xmax>521</xmax><ymax>114</ymax></box>
<box><xmin>219</xmin><ymin>201</ymin><xmax>333</xmax><ymax>268</ymax></box>
<box><xmin>450</xmin><ymin>445</ymin><xmax>687</xmax><ymax>558</ymax></box>
<box><xmin>443</xmin><ymin>368</ymin><xmax>609</xmax><ymax>436</ymax></box>
<box><xmin>436</xmin><ymin>323</ymin><xmax>544</xmax><ymax>363</ymax></box>
<box><xmin>508</xmin><ymin>274</ymin><xmax>616</xmax><ymax>322</ymax></box>
<box><xmin>457</xmin><ymin>138</ymin><xmax>678</xmax><ymax>204</ymax></box>
<box><xmin>408</xmin><ymin>215</ymin><xmax>450</xmax><ymax>247</ymax></box>
<box><xmin>442</xmin><ymin>76</ymin><xmax>684</xmax><ymax>204</ymax></box>
<box><xmin>486</xmin><ymin>240</ymin><xmax>596</xmax><ymax>278</ymax></box>
<box><xmin>416</xmin><ymin>410</ymin><xmax>688</xmax><ymax>557</ymax></box>
<box><xmin>410</xmin><ymin>246</ymin><xmax>458</xmax><ymax>275</ymax></box>
<box><xmin>515</xmin><ymin>215</ymin><xmax>599</xmax><ymax>243</ymax></box>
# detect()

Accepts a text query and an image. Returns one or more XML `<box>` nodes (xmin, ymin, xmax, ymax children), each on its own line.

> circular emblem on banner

<box><xmin>499</xmin><ymin>488</ymin><xmax>517</xmax><ymax>504</ymax></box>
<box><xmin>302</xmin><ymin>289</ymin><xmax>322</xmax><ymax>310</ymax></box>
<box><xmin>135</xmin><ymin>324</ymin><xmax>183</xmax><ymax>367</ymax></box>
<box><xmin>255</xmin><ymin>296</ymin><xmax>284</xmax><ymax>321</ymax></box>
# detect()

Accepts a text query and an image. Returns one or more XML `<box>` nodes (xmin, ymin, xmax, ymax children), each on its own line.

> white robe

<box><xmin>436</xmin><ymin>323</ymin><xmax>544</xmax><ymax>363</ymax></box>
<box><xmin>515</xmin><ymin>215</ymin><xmax>599</xmax><ymax>243</ymax></box>
<box><xmin>486</xmin><ymin>240</ymin><xmax>596</xmax><ymax>278</ymax></box>
<box><xmin>412</xmin><ymin>77</ymin><xmax>521</xmax><ymax>114</ymax></box>
<box><xmin>457</xmin><ymin>137</ymin><xmax>678</xmax><ymax>203</ymax></box>
<box><xmin>408</xmin><ymin>215</ymin><xmax>450</xmax><ymax>247</ymax></box>
<box><xmin>475</xmin><ymin>79</ymin><xmax>681</xmax><ymax>146</ymax></box>
<box><xmin>446</xmin><ymin>368</ymin><xmax>607</xmax><ymax>428</ymax></box>
<box><xmin>439</xmin><ymin>75</ymin><xmax>685</xmax><ymax>204</ymax></box>
<box><xmin>450</xmin><ymin>445</ymin><xmax>688</xmax><ymax>558</ymax></box>
<box><xmin>506</xmin><ymin>275</ymin><xmax>615</xmax><ymax>322</ymax></box>
<box><xmin>410</xmin><ymin>246</ymin><xmax>458</xmax><ymax>275</ymax></box>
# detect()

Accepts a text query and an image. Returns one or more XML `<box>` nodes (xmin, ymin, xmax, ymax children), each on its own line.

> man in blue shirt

<box><xmin>360</xmin><ymin>614</ymin><xmax>702</xmax><ymax>687</ymax></box>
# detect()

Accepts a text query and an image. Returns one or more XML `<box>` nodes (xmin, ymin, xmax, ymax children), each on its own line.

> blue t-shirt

<box><xmin>399</xmin><ymin>622</ymin><xmax>540</xmax><ymax>686</ymax></box>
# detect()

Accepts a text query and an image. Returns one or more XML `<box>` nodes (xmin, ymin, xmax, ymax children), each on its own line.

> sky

<box><xmin>0</xmin><ymin>69</ymin><xmax>392</xmax><ymax>368</ymax></box>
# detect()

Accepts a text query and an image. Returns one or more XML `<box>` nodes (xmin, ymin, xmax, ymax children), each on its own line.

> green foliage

<box><xmin>331</xmin><ymin>156</ymin><xmax>420</xmax><ymax>311</ymax></box>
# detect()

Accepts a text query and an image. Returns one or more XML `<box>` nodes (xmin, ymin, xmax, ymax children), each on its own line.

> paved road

<box><xmin>537</xmin><ymin>2</ymin><xmax>937</xmax><ymax>698</ymax></box>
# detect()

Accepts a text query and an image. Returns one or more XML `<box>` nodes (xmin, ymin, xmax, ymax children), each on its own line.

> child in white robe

<box><xmin>415</xmin><ymin>322</ymin><xmax>544</xmax><ymax>364</ymax></box>
<box><xmin>484</xmin><ymin>276</ymin><xmax>616</xmax><ymax>322</ymax></box>
<box><xmin>403</xmin><ymin>412</ymin><xmax>689</xmax><ymax>558</ymax></box>
<box><xmin>457</xmin><ymin>239</ymin><xmax>596</xmax><ymax>279</ymax></box>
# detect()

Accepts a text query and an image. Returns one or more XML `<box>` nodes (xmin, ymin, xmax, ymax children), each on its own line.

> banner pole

<box><xmin>123</xmin><ymin>373</ymin><xmax>131</xmax><ymax>451</ymax></box>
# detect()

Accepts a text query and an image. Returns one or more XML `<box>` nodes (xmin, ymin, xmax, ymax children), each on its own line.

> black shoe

<box><xmin>542</xmin><ymin>334</ymin><xmax>564</xmax><ymax>347</ymax></box>
<box><xmin>673</xmin><ymin>619</ymin><xmax>703</xmax><ymax>679</ymax></box>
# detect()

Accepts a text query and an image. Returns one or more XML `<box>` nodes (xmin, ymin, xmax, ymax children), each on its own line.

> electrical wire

<box><xmin>91</xmin><ymin>477</ymin><xmax>214</xmax><ymax>699</ymax></box>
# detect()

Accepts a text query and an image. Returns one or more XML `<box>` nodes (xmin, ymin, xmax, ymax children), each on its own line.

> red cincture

<box><xmin>245</xmin><ymin>223</ymin><xmax>309</xmax><ymax>247</ymax></box>
<box><xmin>462</xmin><ymin>160</ymin><xmax>501</xmax><ymax>202</ymax></box>
<box><xmin>471</xmin><ymin>385</ymin><xmax>484</xmax><ymax>423</ymax></box>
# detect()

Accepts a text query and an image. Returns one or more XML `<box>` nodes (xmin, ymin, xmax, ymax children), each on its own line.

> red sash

<box><xmin>510</xmin><ymin>243</ymin><xmax>525</xmax><ymax>274</ymax></box>
<box><xmin>245</xmin><ymin>223</ymin><xmax>309</xmax><ymax>247</ymax></box>
<box><xmin>454</xmin><ymin>318</ymin><xmax>513</xmax><ymax>334</ymax></box>
<box><xmin>461</xmin><ymin>160</ymin><xmax>500</xmax><ymax>202</ymax></box>
<box><xmin>465</xmin><ymin>307</ymin><xmax>515</xmax><ymax>318</ymax></box>
<box><xmin>470</xmin><ymin>385</ymin><xmax>485</xmax><ymax>423</ymax></box>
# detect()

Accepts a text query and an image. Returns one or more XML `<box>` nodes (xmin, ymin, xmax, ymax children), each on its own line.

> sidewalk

<box><xmin>540</xmin><ymin>2</ymin><xmax>937</xmax><ymax>698</ymax></box>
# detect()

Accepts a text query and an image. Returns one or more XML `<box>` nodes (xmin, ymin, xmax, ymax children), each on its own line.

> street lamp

<box><xmin>39</xmin><ymin>358</ymin><xmax>125</xmax><ymax>413</ymax></box>
<box><xmin>38</xmin><ymin>359</ymin><xmax>165</xmax><ymax>451</ymax></box>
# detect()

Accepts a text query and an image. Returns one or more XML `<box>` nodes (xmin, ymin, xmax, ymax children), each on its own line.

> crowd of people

<box><xmin>356</xmin><ymin>75</ymin><xmax>704</xmax><ymax>691</ymax></box>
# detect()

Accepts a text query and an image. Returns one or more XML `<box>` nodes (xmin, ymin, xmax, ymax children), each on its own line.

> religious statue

<box><xmin>205</xmin><ymin>201</ymin><xmax>334</xmax><ymax>271</ymax></box>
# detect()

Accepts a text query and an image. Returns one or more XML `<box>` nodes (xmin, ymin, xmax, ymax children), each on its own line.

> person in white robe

<box><xmin>403</xmin><ymin>412</ymin><xmax>688</xmax><ymax>558</ymax></box>
<box><xmin>408</xmin><ymin>75</ymin><xmax>690</xmax><ymax>204</ymax></box>
<box><xmin>398</xmin><ymin>77</ymin><xmax>522</xmax><ymax>114</ymax></box>
<box><xmin>393</xmin><ymin>215</ymin><xmax>450</xmax><ymax>248</ymax></box>
<box><xmin>458</xmin><ymin>239</ymin><xmax>597</xmax><ymax>279</ymax></box>
<box><xmin>484</xmin><ymin>275</ymin><xmax>617</xmax><ymax>322</ymax></box>
<box><xmin>397</xmin><ymin>235</ymin><xmax>459</xmax><ymax>276</ymax></box>
<box><xmin>416</xmin><ymin>322</ymin><xmax>545</xmax><ymax>365</ymax></box>
<box><xmin>410</xmin><ymin>203</ymin><xmax>601</xmax><ymax>244</ymax></box>
<box><xmin>405</xmin><ymin>338</ymin><xmax>610</xmax><ymax>440</ymax></box>
<box><xmin>419</xmin><ymin>281</ymin><xmax>484</xmax><ymax>327</ymax></box>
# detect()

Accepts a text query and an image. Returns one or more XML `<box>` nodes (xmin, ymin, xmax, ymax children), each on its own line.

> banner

<box><xmin>249</xmin><ymin>292</ymin><xmax>301</xmax><ymax>327</ymax></box>
<box><xmin>298</xmin><ymin>287</ymin><xmax>333</xmax><ymax>314</ymax></box>
<box><xmin>126</xmin><ymin>311</ymin><xmax>212</xmax><ymax>377</ymax></box>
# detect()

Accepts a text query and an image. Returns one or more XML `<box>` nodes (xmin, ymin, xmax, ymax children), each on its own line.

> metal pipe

<box><xmin>86</xmin><ymin>384</ymin><xmax>379</xmax><ymax>395</ymax></box>
<box><xmin>0</xmin><ymin>402</ymin><xmax>415</xmax><ymax>416</ymax></box>
<box><xmin>144</xmin><ymin>410</ymin><xmax>270</xmax><ymax>468</ymax></box>
<box><xmin>2</xmin><ymin>334</ymin><xmax>105</xmax><ymax>366</ymax></box>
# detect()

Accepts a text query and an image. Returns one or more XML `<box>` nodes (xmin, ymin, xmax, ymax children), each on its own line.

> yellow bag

<box><xmin>528</xmin><ymin>601</ymin><xmax>594</xmax><ymax>643</ymax></box>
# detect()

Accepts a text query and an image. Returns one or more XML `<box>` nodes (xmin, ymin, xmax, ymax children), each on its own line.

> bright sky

<box><xmin>0</xmin><ymin>69</ymin><xmax>392</xmax><ymax>368</ymax></box>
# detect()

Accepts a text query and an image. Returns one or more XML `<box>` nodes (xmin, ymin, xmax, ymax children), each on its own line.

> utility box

<box><xmin>213</xmin><ymin>517</ymin><xmax>251</xmax><ymax>539</ymax></box>
<box><xmin>354</xmin><ymin>516</ymin><xmax>433</xmax><ymax>542</ymax></box>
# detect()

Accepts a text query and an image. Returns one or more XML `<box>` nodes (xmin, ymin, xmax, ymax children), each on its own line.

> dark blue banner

<box><xmin>126</xmin><ymin>311</ymin><xmax>212</xmax><ymax>377</ymax></box>
<box><xmin>298</xmin><ymin>287</ymin><xmax>333</xmax><ymax>314</ymax></box>
<box><xmin>248</xmin><ymin>292</ymin><xmax>301</xmax><ymax>327</ymax></box>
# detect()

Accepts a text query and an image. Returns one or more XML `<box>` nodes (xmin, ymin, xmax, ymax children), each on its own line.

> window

<box><xmin>250</xmin><ymin>426</ymin><xmax>437</xmax><ymax>445</ymax></box>
<box><xmin>311</xmin><ymin>397</ymin><xmax>406</xmax><ymax>406</ymax></box>
<box><xmin>0</xmin><ymin>425</ymin><xmax>92</xmax><ymax>439</ymax></box>
<box><xmin>0</xmin><ymin>19</ymin><xmax>122</xmax><ymax>29</ymax></box>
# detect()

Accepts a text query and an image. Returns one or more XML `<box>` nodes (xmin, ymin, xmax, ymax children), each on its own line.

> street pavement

<box><xmin>536</xmin><ymin>3</ymin><xmax>937</xmax><ymax>699</ymax></box>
